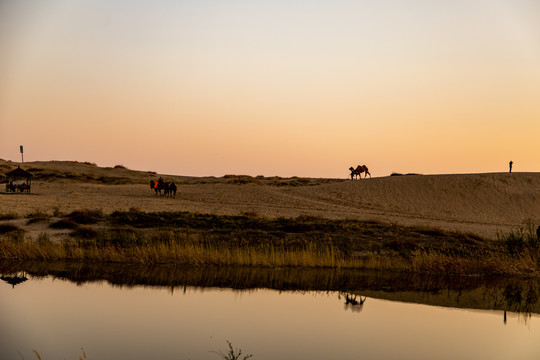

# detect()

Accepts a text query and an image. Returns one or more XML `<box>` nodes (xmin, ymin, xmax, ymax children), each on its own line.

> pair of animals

<box><xmin>150</xmin><ymin>179</ymin><xmax>177</xmax><ymax>198</ymax></box>
<box><xmin>349</xmin><ymin>165</ymin><xmax>371</xmax><ymax>180</ymax></box>
<box><xmin>150</xmin><ymin>166</ymin><xmax>371</xmax><ymax>197</ymax></box>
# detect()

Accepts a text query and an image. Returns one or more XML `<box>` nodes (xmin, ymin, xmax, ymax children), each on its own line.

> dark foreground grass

<box><xmin>1</xmin><ymin>210</ymin><xmax>538</xmax><ymax>276</ymax></box>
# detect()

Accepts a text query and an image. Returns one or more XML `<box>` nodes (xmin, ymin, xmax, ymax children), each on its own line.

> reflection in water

<box><xmin>500</xmin><ymin>282</ymin><xmax>539</xmax><ymax>324</ymax></box>
<box><xmin>1</xmin><ymin>263</ymin><xmax>540</xmax><ymax>360</ymax></box>
<box><xmin>502</xmin><ymin>282</ymin><xmax>539</xmax><ymax>314</ymax></box>
<box><xmin>1</xmin><ymin>260</ymin><xmax>539</xmax><ymax>315</ymax></box>
<box><xmin>340</xmin><ymin>292</ymin><xmax>367</xmax><ymax>313</ymax></box>
<box><xmin>0</xmin><ymin>272</ymin><xmax>28</xmax><ymax>289</ymax></box>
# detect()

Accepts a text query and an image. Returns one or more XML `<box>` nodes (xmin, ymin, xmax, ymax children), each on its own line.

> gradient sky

<box><xmin>1</xmin><ymin>0</ymin><xmax>539</xmax><ymax>178</ymax></box>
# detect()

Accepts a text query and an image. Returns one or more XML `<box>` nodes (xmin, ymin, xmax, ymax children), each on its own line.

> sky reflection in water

<box><xmin>1</xmin><ymin>275</ymin><xmax>539</xmax><ymax>360</ymax></box>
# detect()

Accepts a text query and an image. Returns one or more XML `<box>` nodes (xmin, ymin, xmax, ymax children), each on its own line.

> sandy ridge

<box><xmin>1</xmin><ymin>159</ymin><xmax>539</xmax><ymax>239</ymax></box>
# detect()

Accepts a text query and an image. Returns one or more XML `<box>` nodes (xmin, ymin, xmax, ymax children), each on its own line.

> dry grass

<box><xmin>1</xmin><ymin>208</ymin><xmax>538</xmax><ymax>276</ymax></box>
<box><xmin>0</xmin><ymin>227</ymin><xmax>537</xmax><ymax>276</ymax></box>
<box><xmin>0</xmin><ymin>233</ymin><xmax>359</xmax><ymax>268</ymax></box>
<box><xmin>0</xmin><ymin>212</ymin><xmax>18</xmax><ymax>220</ymax></box>
<box><xmin>19</xmin><ymin>348</ymin><xmax>87</xmax><ymax>360</ymax></box>
<box><xmin>411</xmin><ymin>251</ymin><xmax>538</xmax><ymax>277</ymax></box>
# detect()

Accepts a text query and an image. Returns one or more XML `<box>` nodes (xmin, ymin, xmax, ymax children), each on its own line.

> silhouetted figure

<box><xmin>349</xmin><ymin>165</ymin><xmax>371</xmax><ymax>179</ymax></box>
<box><xmin>504</xmin><ymin>310</ymin><xmax>507</xmax><ymax>324</ymax></box>
<box><xmin>509</xmin><ymin>161</ymin><xmax>513</xmax><ymax>173</ymax></box>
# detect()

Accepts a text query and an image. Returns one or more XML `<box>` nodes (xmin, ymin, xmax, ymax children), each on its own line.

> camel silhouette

<box><xmin>349</xmin><ymin>165</ymin><xmax>371</xmax><ymax>179</ymax></box>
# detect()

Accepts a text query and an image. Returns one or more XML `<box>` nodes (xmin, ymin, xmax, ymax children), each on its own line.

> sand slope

<box><xmin>1</xmin><ymin>159</ymin><xmax>539</xmax><ymax>239</ymax></box>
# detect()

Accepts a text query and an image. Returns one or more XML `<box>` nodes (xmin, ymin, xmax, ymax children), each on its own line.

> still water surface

<box><xmin>1</xmin><ymin>272</ymin><xmax>539</xmax><ymax>360</ymax></box>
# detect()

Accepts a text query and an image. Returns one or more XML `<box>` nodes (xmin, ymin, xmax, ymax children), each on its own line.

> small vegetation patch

<box><xmin>36</xmin><ymin>232</ymin><xmax>51</xmax><ymax>245</ymax></box>
<box><xmin>220</xmin><ymin>174</ymin><xmax>343</xmax><ymax>187</ymax></box>
<box><xmin>390</xmin><ymin>173</ymin><xmax>422</xmax><ymax>176</ymax></box>
<box><xmin>22</xmin><ymin>165</ymin><xmax>144</xmax><ymax>185</ymax></box>
<box><xmin>26</xmin><ymin>217</ymin><xmax>49</xmax><ymax>225</ymax></box>
<box><xmin>498</xmin><ymin>219</ymin><xmax>539</xmax><ymax>256</ymax></box>
<box><xmin>49</xmin><ymin>219</ymin><xmax>78</xmax><ymax>229</ymax></box>
<box><xmin>70</xmin><ymin>226</ymin><xmax>99</xmax><ymax>240</ymax></box>
<box><xmin>0</xmin><ymin>224</ymin><xmax>23</xmax><ymax>234</ymax></box>
<box><xmin>68</xmin><ymin>210</ymin><xmax>104</xmax><ymax>224</ymax></box>
<box><xmin>0</xmin><ymin>224</ymin><xmax>25</xmax><ymax>243</ymax></box>
<box><xmin>26</xmin><ymin>209</ymin><xmax>49</xmax><ymax>220</ymax></box>
<box><xmin>0</xmin><ymin>212</ymin><xmax>18</xmax><ymax>220</ymax></box>
<box><xmin>95</xmin><ymin>176</ymin><xmax>133</xmax><ymax>185</ymax></box>
<box><xmin>223</xmin><ymin>175</ymin><xmax>260</xmax><ymax>185</ymax></box>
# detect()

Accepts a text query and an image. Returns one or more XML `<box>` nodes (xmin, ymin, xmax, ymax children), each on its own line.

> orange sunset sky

<box><xmin>1</xmin><ymin>0</ymin><xmax>539</xmax><ymax>178</ymax></box>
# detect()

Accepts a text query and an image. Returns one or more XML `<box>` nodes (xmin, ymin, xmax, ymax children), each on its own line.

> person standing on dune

<box><xmin>509</xmin><ymin>161</ymin><xmax>513</xmax><ymax>173</ymax></box>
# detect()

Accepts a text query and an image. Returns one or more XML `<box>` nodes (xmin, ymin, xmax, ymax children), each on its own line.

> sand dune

<box><xmin>1</xmin><ymin>159</ymin><xmax>539</xmax><ymax>239</ymax></box>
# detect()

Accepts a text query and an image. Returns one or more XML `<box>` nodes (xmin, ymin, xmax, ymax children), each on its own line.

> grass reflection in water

<box><xmin>1</xmin><ymin>261</ymin><xmax>539</xmax><ymax>315</ymax></box>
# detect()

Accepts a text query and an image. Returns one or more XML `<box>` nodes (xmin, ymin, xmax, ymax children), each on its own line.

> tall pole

<box><xmin>20</xmin><ymin>145</ymin><xmax>24</xmax><ymax>164</ymax></box>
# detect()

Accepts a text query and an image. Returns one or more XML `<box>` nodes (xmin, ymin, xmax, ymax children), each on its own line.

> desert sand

<box><xmin>1</xmin><ymin>159</ymin><xmax>539</xmax><ymax>240</ymax></box>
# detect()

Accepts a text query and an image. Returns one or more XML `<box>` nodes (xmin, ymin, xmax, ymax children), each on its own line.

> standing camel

<box><xmin>349</xmin><ymin>165</ymin><xmax>371</xmax><ymax>179</ymax></box>
<box><xmin>150</xmin><ymin>178</ymin><xmax>166</xmax><ymax>196</ymax></box>
<box><xmin>150</xmin><ymin>179</ymin><xmax>177</xmax><ymax>198</ymax></box>
<box><xmin>168</xmin><ymin>182</ymin><xmax>177</xmax><ymax>198</ymax></box>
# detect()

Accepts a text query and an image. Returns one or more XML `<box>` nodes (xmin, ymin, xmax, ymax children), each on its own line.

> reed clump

<box><xmin>497</xmin><ymin>219</ymin><xmax>539</xmax><ymax>256</ymax></box>
<box><xmin>1</xmin><ymin>210</ymin><xmax>538</xmax><ymax>276</ymax></box>
<box><xmin>0</xmin><ymin>230</ymin><xmax>363</xmax><ymax>268</ymax></box>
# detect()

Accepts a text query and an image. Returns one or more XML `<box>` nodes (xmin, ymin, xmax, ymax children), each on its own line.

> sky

<box><xmin>1</xmin><ymin>0</ymin><xmax>539</xmax><ymax>178</ymax></box>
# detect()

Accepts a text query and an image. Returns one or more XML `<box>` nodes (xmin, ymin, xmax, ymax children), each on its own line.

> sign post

<box><xmin>20</xmin><ymin>145</ymin><xmax>24</xmax><ymax>164</ymax></box>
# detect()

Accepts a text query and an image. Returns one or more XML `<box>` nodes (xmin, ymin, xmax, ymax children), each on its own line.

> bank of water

<box><xmin>1</xmin><ymin>264</ymin><xmax>539</xmax><ymax>360</ymax></box>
